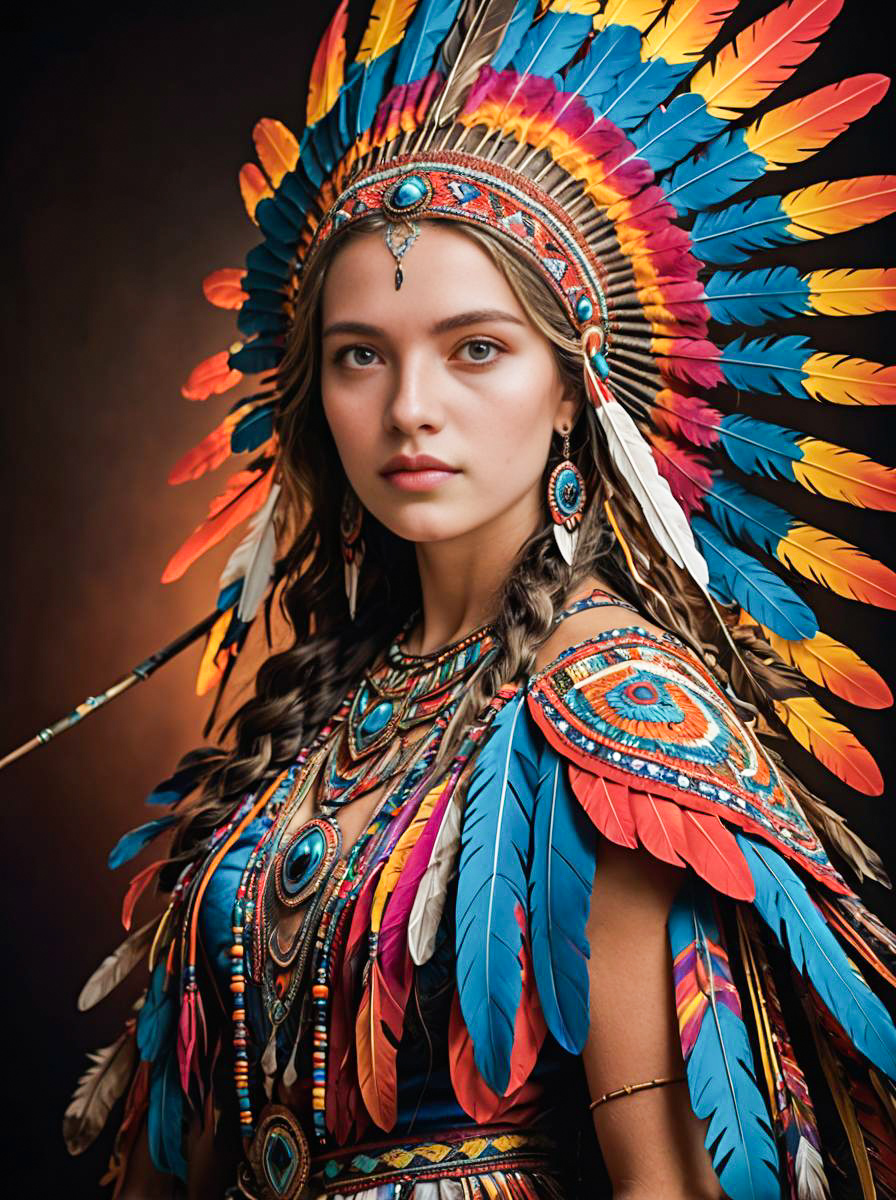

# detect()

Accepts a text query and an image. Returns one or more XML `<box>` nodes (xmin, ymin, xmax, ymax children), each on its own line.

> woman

<box><xmin>66</xmin><ymin>2</ymin><xmax>896</xmax><ymax>1198</ymax></box>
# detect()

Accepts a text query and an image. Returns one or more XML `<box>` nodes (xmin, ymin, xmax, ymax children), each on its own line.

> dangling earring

<box><xmin>340</xmin><ymin>487</ymin><xmax>365</xmax><ymax>619</ymax></box>
<box><xmin>548</xmin><ymin>428</ymin><xmax>586</xmax><ymax>565</ymax></box>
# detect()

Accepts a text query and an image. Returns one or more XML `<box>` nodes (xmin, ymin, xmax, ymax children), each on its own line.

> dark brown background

<box><xmin>3</xmin><ymin>2</ymin><xmax>895</xmax><ymax>1192</ymax></box>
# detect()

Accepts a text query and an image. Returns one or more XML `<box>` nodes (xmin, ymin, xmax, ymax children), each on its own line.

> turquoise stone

<box><xmin>391</xmin><ymin>174</ymin><xmax>428</xmax><ymax>209</ymax></box>
<box><xmin>359</xmin><ymin>699</ymin><xmax>393</xmax><ymax>738</ymax></box>
<box><xmin>575</xmin><ymin>293</ymin><xmax>594</xmax><ymax>323</ymax></box>
<box><xmin>553</xmin><ymin>466</ymin><xmax>582</xmax><ymax>517</ymax></box>
<box><xmin>590</xmin><ymin>350</ymin><xmax>610</xmax><ymax>380</ymax></box>
<box><xmin>264</xmin><ymin>1129</ymin><xmax>297</xmax><ymax>1194</ymax></box>
<box><xmin>283</xmin><ymin>826</ymin><xmax>326</xmax><ymax>896</ymax></box>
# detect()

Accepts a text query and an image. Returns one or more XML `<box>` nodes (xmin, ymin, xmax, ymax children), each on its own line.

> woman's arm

<box><xmin>117</xmin><ymin>1105</ymin><xmax>236</xmax><ymax>1200</ymax></box>
<box><xmin>582</xmin><ymin>838</ymin><xmax>723</xmax><ymax>1200</ymax></box>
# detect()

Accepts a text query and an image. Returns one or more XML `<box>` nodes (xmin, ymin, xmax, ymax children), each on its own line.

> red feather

<box><xmin>121</xmin><ymin>860</ymin><xmax>165</xmax><ymax>931</ymax></box>
<box><xmin>161</xmin><ymin>466</ymin><xmax>274</xmax><ymax>583</ymax></box>
<box><xmin>180</xmin><ymin>349</ymin><xmax>243</xmax><ymax>401</ymax></box>
<box><xmin>177</xmin><ymin>984</ymin><xmax>207</xmax><ymax>1101</ymax></box>
<box><xmin>650</xmin><ymin>389</ymin><xmax>724</xmax><ymax>448</ymax></box>
<box><xmin>569</xmin><ymin>767</ymin><xmax>638</xmax><ymax>848</ymax></box>
<box><xmin>650</xmin><ymin>433</ymin><xmax>713</xmax><ymax>514</ymax></box>
<box><xmin>448</xmin><ymin>905</ymin><xmax>546</xmax><ymax>1121</ymax></box>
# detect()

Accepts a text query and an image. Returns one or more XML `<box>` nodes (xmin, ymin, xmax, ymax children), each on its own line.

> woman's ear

<box><xmin>555</xmin><ymin>378</ymin><xmax>584</xmax><ymax>436</ymax></box>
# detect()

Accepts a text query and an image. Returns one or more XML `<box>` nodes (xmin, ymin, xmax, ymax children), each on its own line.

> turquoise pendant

<box><xmin>243</xmin><ymin>1104</ymin><xmax>310</xmax><ymax>1200</ymax></box>
<box><xmin>274</xmin><ymin>816</ymin><xmax>341</xmax><ymax>909</ymax></box>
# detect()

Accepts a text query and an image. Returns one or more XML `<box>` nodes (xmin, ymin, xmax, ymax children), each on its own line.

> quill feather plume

<box><xmin>78</xmin><ymin>919</ymin><xmax>159</xmax><ymax>1012</ymax></box>
<box><xmin>64</xmin><ymin>1030</ymin><xmax>138</xmax><ymax>1155</ymax></box>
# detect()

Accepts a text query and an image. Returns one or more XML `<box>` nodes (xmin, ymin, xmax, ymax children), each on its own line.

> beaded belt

<box><xmin>311</xmin><ymin>1127</ymin><xmax>559</xmax><ymax>1195</ymax></box>
<box><xmin>231</xmin><ymin>1109</ymin><xmax>559</xmax><ymax>1199</ymax></box>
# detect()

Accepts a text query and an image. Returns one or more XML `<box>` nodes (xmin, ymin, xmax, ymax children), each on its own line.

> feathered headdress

<box><xmin>163</xmin><ymin>0</ymin><xmax>894</xmax><ymax>801</ymax></box>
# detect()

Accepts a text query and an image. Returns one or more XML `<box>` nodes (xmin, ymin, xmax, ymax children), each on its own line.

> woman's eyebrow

<box><xmin>322</xmin><ymin>309</ymin><xmax>525</xmax><ymax>339</ymax></box>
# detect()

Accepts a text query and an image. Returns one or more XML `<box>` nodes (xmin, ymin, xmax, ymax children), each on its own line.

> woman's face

<box><xmin>320</xmin><ymin>222</ymin><xmax>578</xmax><ymax>548</ymax></box>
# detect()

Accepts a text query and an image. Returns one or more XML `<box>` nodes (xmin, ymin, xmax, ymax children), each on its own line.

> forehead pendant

<box><xmin>381</xmin><ymin>172</ymin><xmax>433</xmax><ymax>289</ymax></box>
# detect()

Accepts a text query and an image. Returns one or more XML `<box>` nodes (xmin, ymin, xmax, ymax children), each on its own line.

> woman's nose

<box><xmin>384</xmin><ymin>353</ymin><xmax>444</xmax><ymax>436</ymax></box>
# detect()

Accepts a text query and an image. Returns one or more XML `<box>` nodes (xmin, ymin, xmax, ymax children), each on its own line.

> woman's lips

<box><xmin>383</xmin><ymin>467</ymin><xmax>459</xmax><ymax>491</ymax></box>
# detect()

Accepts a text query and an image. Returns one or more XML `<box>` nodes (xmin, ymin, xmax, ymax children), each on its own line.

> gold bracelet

<box><xmin>589</xmin><ymin>1074</ymin><xmax>686</xmax><ymax>1110</ymax></box>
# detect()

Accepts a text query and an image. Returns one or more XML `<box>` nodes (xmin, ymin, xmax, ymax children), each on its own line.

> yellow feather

<box><xmin>594</xmin><ymin>0</ymin><xmax>663</xmax><ymax>32</ymax></box>
<box><xmin>758</xmin><ymin>622</ymin><xmax>892</xmax><ymax>709</ymax></box>
<box><xmin>773</xmin><ymin>695</ymin><xmax>883</xmax><ymax>795</ymax></box>
<box><xmin>550</xmin><ymin>0</ymin><xmax>601</xmax><ymax>13</ymax></box>
<box><xmin>806</xmin><ymin>267</ymin><xmax>896</xmax><ymax>316</ymax></box>
<box><xmin>775</xmin><ymin>521</ymin><xmax>896</xmax><ymax>609</ymax></box>
<box><xmin>782</xmin><ymin>175</ymin><xmax>896</xmax><ymax>239</ymax></box>
<box><xmin>792</xmin><ymin>437</ymin><xmax>896</xmax><ymax>511</ymax></box>
<box><xmin>356</xmin><ymin>0</ymin><xmax>420</xmax><ymax>65</ymax></box>
<box><xmin>306</xmin><ymin>0</ymin><xmax>349</xmax><ymax>128</ymax></box>
<box><xmin>369</xmin><ymin>778</ymin><xmax>449</xmax><ymax>934</ymax></box>
<box><xmin>238</xmin><ymin>163</ymin><xmax>273</xmax><ymax>224</ymax></box>
<box><xmin>642</xmin><ymin>0</ymin><xmax>735</xmax><ymax>67</ymax></box>
<box><xmin>803</xmin><ymin>351</ymin><xmax>896</xmax><ymax>406</ymax></box>
<box><xmin>196</xmin><ymin>610</ymin><xmax>231</xmax><ymax>696</ymax></box>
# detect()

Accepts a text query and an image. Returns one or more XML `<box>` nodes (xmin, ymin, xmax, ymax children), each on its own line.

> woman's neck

<box><xmin>404</xmin><ymin>490</ymin><xmax>541</xmax><ymax>655</ymax></box>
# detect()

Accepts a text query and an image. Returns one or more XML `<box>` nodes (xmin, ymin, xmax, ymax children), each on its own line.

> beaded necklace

<box><xmin>226</xmin><ymin>616</ymin><xmax>499</xmax><ymax>1145</ymax></box>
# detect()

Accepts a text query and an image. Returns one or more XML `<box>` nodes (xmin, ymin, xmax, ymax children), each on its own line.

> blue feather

<box><xmin>716</xmin><ymin>414</ymin><xmax>802</xmax><ymax>485</ymax></box>
<box><xmin>228</xmin><ymin>339</ymin><xmax>283</xmax><ymax>375</ymax></box>
<box><xmin>510</xmin><ymin>9</ymin><xmax>593</xmax><ymax>78</ymax></box>
<box><xmin>600</xmin><ymin>57</ymin><xmax>692</xmax><ymax>132</ymax></box>
<box><xmin>245</xmin><ymin>243</ymin><xmax>293</xmax><ymax>282</ymax></box>
<box><xmin>146</xmin><ymin>754</ymin><xmax>218</xmax><ymax>807</ymax></box>
<box><xmin>491</xmin><ymin>0</ymin><xmax>540</xmax><ymax>73</ymax></box>
<box><xmin>455</xmin><ymin>690</ymin><xmax>539</xmax><ymax>1095</ymax></box>
<box><xmin>108</xmin><ymin>816</ymin><xmax>178</xmax><ymax>870</ymax></box>
<box><xmin>629</xmin><ymin>93</ymin><xmax>727</xmax><ymax>173</ymax></box>
<box><xmin>395</xmin><ymin>0</ymin><xmax>464</xmax><ymax>85</ymax></box>
<box><xmin>705</xmin><ymin>267</ymin><xmax>809</xmax><ymax>325</ymax></box>
<box><xmin>692</xmin><ymin>516</ymin><xmax>818</xmax><ymax>639</ymax></box>
<box><xmin>231</xmin><ymin>404</ymin><xmax>275</xmax><ymax>454</ymax></box>
<box><xmin>669</xmin><ymin>883</ymin><xmax>780</xmax><ymax>1200</ymax></box>
<box><xmin>690</xmin><ymin>195</ymin><xmax>793</xmax><ymax>265</ymax></box>
<box><xmin>562</xmin><ymin>24</ymin><xmax>641</xmax><ymax>109</ymax></box>
<box><xmin>738</xmin><ymin>835</ymin><xmax>896</xmax><ymax>1080</ymax></box>
<box><xmin>528</xmin><ymin>738</ymin><xmax>597</xmax><ymax>1054</ymax></box>
<box><xmin>704</xmin><ymin>478</ymin><xmax>792</xmax><ymax>558</ymax></box>
<box><xmin>148</xmin><ymin>1051</ymin><xmax>187</xmax><ymax>1180</ymax></box>
<box><xmin>216</xmin><ymin>579</ymin><xmax>242</xmax><ymax>613</ymax></box>
<box><xmin>719</xmin><ymin>335</ymin><xmax>810</xmax><ymax>399</ymax></box>
<box><xmin>136</xmin><ymin>961</ymin><xmax>176</xmax><ymax>1062</ymax></box>
<box><xmin>663</xmin><ymin>129</ymin><xmax>764</xmax><ymax>216</ymax></box>
<box><xmin>340</xmin><ymin>54</ymin><xmax>399</xmax><ymax>143</ymax></box>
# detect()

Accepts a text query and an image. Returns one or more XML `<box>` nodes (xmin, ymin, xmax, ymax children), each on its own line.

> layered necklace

<box><xmin>228</xmin><ymin>613</ymin><xmax>499</xmax><ymax>1163</ymax></box>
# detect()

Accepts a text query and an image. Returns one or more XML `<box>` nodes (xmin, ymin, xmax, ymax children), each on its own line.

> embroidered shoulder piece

<box><xmin>527</xmin><ymin>629</ymin><xmax>848</xmax><ymax>895</ymax></box>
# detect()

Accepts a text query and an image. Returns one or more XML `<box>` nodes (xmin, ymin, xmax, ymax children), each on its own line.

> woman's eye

<box><xmin>337</xmin><ymin>345</ymin><xmax>379</xmax><ymax>368</ymax></box>
<box><xmin>459</xmin><ymin>339</ymin><xmax>500</xmax><ymax>364</ymax></box>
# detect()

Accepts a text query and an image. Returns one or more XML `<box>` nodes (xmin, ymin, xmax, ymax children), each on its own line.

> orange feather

<box><xmin>775</xmin><ymin>521</ymin><xmax>896</xmax><ymax>609</ymax></box>
<box><xmin>180</xmin><ymin>349</ymin><xmax>243</xmax><ymax>402</ymax></box>
<box><xmin>806</xmin><ymin>268</ymin><xmax>896</xmax><ymax>316</ymax></box>
<box><xmin>355</xmin><ymin>954</ymin><xmax>405</xmax><ymax>1131</ymax></box>
<box><xmin>759</xmin><ymin>623</ymin><xmax>892</xmax><ymax>709</ymax></box>
<box><xmin>773</xmin><ymin>695</ymin><xmax>883</xmax><ymax>795</ymax></box>
<box><xmin>744</xmin><ymin>74</ymin><xmax>890</xmax><ymax>169</ymax></box>
<box><xmin>252</xmin><ymin>118</ymin><xmax>300</xmax><ymax>188</ymax></box>
<box><xmin>238</xmin><ymin>163</ymin><xmax>272</xmax><ymax>223</ymax></box>
<box><xmin>202</xmin><ymin>268</ymin><xmax>248</xmax><ymax>310</ymax></box>
<box><xmin>642</xmin><ymin>0</ymin><xmax>738</xmax><ymax>68</ymax></box>
<box><xmin>121</xmin><ymin>861</ymin><xmax>165</xmax><ymax>931</ymax></box>
<box><xmin>307</xmin><ymin>0</ymin><xmax>349</xmax><ymax>128</ymax></box>
<box><xmin>802</xmin><ymin>350</ymin><xmax>896</xmax><ymax>406</ymax></box>
<box><xmin>781</xmin><ymin>175</ymin><xmax>896</xmax><ymax>240</ymax></box>
<box><xmin>691</xmin><ymin>0</ymin><xmax>843</xmax><ymax>118</ymax></box>
<box><xmin>161</xmin><ymin>467</ymin><xmax>274</xmax><ymax>584</ymax></box>
<box><xmin>792</xmin><ymin>436</ymin><xmax>896</xmax><ymax>511</ymax></box>
<box><xmin>167</xmin><ymin>405</ymin><xmax>252</xmax><ymax>486</ymax></box>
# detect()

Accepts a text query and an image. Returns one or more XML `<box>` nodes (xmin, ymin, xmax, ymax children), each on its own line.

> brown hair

<box><xmin>168</xmin><ymin>214</ymin><xmax>803</xmax><ymax>865</ymax></box>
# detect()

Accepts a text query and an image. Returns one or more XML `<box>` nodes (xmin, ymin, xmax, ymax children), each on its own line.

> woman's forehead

<box><xmin>321</xmin><ymin>223</ymin><xmax>527</xmax><ymax>328</ymax></box>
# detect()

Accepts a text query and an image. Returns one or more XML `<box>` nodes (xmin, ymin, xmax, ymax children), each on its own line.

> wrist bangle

<box><xmin>589</xmin><ymin>1074</ymin><xmax>686</xmax><ymax>1110</ymax></box>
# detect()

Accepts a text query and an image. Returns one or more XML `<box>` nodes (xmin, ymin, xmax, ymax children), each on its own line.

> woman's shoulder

<box><xmin>534</xmin><ymin>579</ymin><xmax>673</xmax><ymax>674</ymax></box>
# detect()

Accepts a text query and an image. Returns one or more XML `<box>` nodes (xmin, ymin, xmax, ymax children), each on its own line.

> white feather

<box><xmin>408</xmin><ymin>785</ymin><xmax>464</xmax><ymax>966</ymax></box>
<box><xmin>77</xmin><ymin>918</ymin><xmax>158</xmax><ymax>1011</ymax></box>
<box><xmin>588</xmin><ymin>369</ymin><xmax>709</xmax><ymax>590</ymax></box>
<box><xmin>795</xmin><ymin>1137</ymin><xmax>831</xmax><ymax>1199</ymax></box>
<box><xmin>218</xmin><ymin>481</ymin><xmax>281</xmax><ymax>621</ymax></box>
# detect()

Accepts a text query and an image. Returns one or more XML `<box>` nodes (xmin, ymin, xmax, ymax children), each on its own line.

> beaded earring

<box><xmin>548</xmin><ymin>428</ymin><xmax>586</xmax><ymax>565</ymax></box>
<box><xmin>340</xmin><ymin>486</ymin><xmax>365</xmax><ymax>619</ymax></box>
